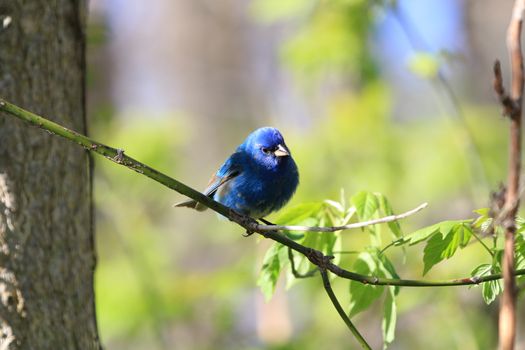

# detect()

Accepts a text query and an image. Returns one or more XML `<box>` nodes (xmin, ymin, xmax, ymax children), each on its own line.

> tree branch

<box><xmin>320</xmin><ymin>269</ymin><xmax>372</xmax><ymax>350</ymax></box>
<box><xmin>494</xmin><ymin>1</ymin><xmax>525</xmax><ymax>349</ymax></box>
<box><xmin>288</xmin><ymin>247</ymin><xmax>317</xmax><ymax>278</ymax></box>
<box><xmin>494</xmin><ymin>60</ymin><xmax>517</xmax><ymax>117</ymax></box>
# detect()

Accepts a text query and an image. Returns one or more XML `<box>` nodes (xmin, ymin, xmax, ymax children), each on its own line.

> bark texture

<box><xmin>0</xmin><ymin>1</ymin><xmax>101</xmax><ymax>349</ymax></box>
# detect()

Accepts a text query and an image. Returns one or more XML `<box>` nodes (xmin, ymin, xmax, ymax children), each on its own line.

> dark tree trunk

<box><xmin>0</xmin><ymin>1</ymin><xmax>101</xmax><ymax>349</ymax></box>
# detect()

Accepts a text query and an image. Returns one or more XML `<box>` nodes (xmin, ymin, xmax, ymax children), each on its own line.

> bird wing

<box><xmin>174</xmin><ymin>153</ymin><xmax>241</xmax><ymax>211</ymax></box>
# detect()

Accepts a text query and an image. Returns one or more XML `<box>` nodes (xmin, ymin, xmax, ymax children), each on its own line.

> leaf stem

<box><xmin>470</xmin><ymin>230</ymin><xmax>495</xmax><ymax>257</ymax></box>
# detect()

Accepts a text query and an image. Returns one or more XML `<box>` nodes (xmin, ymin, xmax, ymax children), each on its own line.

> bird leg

<box><xmin>258</xmin><ymin>218</ymin><xmax>274</xmax><ymax>225</ymax></box>
<box><xmin>242</xmin><ymin>218</ymin><xmax>273</xmax><ymax>237</ymax></box>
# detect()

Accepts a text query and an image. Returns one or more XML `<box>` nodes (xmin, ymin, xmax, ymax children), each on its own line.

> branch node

<box><xmin>113</xmin><ymin>148</ymin><xmax>125</xmax><ymax>163</ymax></box>
<box><xmin>306</xmin><ymin>248</ymin><xmax>332</xmax><ymax>269</ymax></box>
<box><xmin>493</xmin><ymin>60</ymin><xmax>518</xmax><ymax>118</ymax></box>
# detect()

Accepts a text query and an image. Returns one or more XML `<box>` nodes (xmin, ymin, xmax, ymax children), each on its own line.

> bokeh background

<box><xmin>86</xmin><ymin>0</ymin><xmax>523</xmax><ymax>349</ymax></box>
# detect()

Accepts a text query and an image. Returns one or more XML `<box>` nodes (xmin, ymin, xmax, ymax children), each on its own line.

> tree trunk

<box><xmin>0</xmin><ymin>1</ymin><xmax>101</xmax><ymax>349</ymax></box>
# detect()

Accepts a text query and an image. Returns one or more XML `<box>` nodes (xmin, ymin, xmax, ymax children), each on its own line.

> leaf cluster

<box><xmin>258</xmin><ymin>191</ymin><xmax>525</xmax><ymax>349</ymax></box>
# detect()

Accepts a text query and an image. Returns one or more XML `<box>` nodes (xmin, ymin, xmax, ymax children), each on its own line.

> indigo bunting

<box><xmin>176</xmin><ymin>127</ymin><xmax>299</xmax><ymax>218</ymax></box>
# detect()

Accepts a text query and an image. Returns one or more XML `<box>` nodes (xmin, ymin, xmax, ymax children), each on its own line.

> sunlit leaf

<box><xmin>458</xmin><ymin>223</ymin><xmax>472</xmax><ymax>248</ymax></box>
<box><xmin>257</xmin><ymin>243</ymin><xmax>287</xmax><ymax>301</ymax></box>
<box><xmin>382</xmin><ymin>287</ymin><xmax>397</xmax><ymax>349</ymax></box>
<box><xmin>516</xmin><ymin>233</ymin><xmax>525</xmax><ymax>284</ymax></box>
<box><xmin>275</xmin><ymin>202</ymin><xmax>323</xmax><ymax>225</ymax></box>
<box><xmin>324</xmin><ymin>199</ymin><xmax>345</xmax><ymax>215</ymax></box>
<box><xmin>376</xmin><ymin>193</ymin><xmax>402</xmax><ymax>238</ymax></box>
<box><xmin>377</xmin><ymin>253</ymin><xmax>400</xmax><ymax>295</ymax></box>
<box><xmin>348</xmin><ymin>252</ymin><xmax>384</xmax><ymax>317</ymax></box>
<box><xmin>421</xmin><ymin>221</ymin><xmax>473</xmax><ymax>275</ymax></box>
<box><xmin>473</xmin><ymin>208</ymin><xmax>490</xmax><ymax>217</ymax></box>
<box><xmin>404</xmin><ymin>220</ymin><xmax>468</xmax><ymax>245</ymax></box>
<box><xmin>275</xmin><ymin>202</ymin><xmax>324</xmax><ymax>240</ymax></box>
<box><xmin>422</xmin><ymin>233</ymin><xmax>452</xmax><ymax>275</ymax></box>
<box><xmin>516</xmin><ymin>216</ymin><xmax>525</xmax><ymax>234</ymax></box>
<box><xmin>471</xmin><ymin>264</ymin><xmax>502</xmax><ymax>304</ymax></box>
<box><xmin>351</xmin><ymin>191</ymin><xmax>379</xmax><ymax>221</ymax></box>
<box><xmin>401</xmin><ymin>223</ymin><xmax>440</xmax><ymax>245</ymax></box>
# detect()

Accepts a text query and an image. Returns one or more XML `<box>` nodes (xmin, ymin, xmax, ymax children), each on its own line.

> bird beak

<box><xmin>274</xmin><ymin>144</ymin><xmax>289</xmax><ymax>157</ymax></box>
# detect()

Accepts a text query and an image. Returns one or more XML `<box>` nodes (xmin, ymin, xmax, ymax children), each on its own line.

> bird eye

<box><xmin>261</xmin><ymin>147</ymin><xmax>271</xmax><ymax>155</ymax></box>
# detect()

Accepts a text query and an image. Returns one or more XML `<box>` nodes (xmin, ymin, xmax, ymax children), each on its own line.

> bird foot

<box><xmin>242</xmin><ymin>230</ymin><xmax>254</xmax><ymax>237</ymax></box>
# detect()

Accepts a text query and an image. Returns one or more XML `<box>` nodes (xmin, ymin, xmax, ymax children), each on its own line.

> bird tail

<box><xmin>173</xmin><ymin>199</ymin><xmax>208</xmax><ymax>211</ymax></box>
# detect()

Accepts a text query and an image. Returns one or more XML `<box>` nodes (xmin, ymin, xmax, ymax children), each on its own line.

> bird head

<box><xmin>239</xmin><ymin>127</ymin><xmax>292</xmax><ymax>170</ymax></box>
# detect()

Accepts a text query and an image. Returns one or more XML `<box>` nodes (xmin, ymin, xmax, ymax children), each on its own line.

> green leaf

<box><xmin>377</xmin><ymin>253</ymin><xmax>401</xmax><ymax>295</ymax></box>
<box><xmin>275</xmin><ymin>202</ymin><xmax>323</xmax><ymax>225</ymax></box>
<box><xmin>349</xmin><ymin>249</ymin><xmax>399</xmax><ymax>347</ymax></box>
<box><xmin>516</xmin><ymin>234</ymin><xmax>525</xmax><ymax>284</ymax></box>
<box><xmin>382</xmin><ymin>287</ymin><xmax>397</xmax><ymax>349</ymax></box>
<box><xmin>377</xmin><ymin>193</ymin><xmax>402</xmax><ymax>238</ymax></box>
<box><xmin>407</xmin><ymin>52</ymin><xmax>440</xmax><ymax>79</ymax></box>
<box><xmin>421</xmin><ymin>221</ymin><xmax>473</xmax><ymax>274</ymax></box>
<box><xmin>482</xmin><ymin>279</ymin><xmax>503</xmax><ymax>305</ymax></box>
<box><xmin>516</xmin><ymin>216</ymin><xmax>525</xmax><ymax>234</ymax></box>
<box><xmin>324</xmin><ymin>199</ymin><xmax>345</xmax><ymax>215</ymax></box>
<box><xmin>404</xmin><ymin>223</ymin><xmax>441</xmax><ymax>245</ymax></box>
<box><xmin>281</xmin><ymin>201</ymin><xmax>345</xmax><ymax>286</ymax></box>
<box><xmin>458</xmin><ymin>223</ymin><xmax>472</xmax><ymax>248</ymax></box>
<box><xmin>473</xmin><ymin>208</ymin><xmax>490</xmax><ymax>216</ymax></box>
<box><xmin>257</xmin><ymin>243</ymin><xmax>287</xmax><ymax>301</ymax></box>
<box><xmin>404</xmin><ymin>220</ymin><xmax>469</xmax><ymax>245</ymax></box>
<box><xmin>275</xmin><ymin>202</ymin><xmax>323</xmax><ymax>240</ymax></box>
<box><xmin>351</xmin><ymin>191</ymin><xmax>382</xmax><ymax>245</ymax></box>
<box><xmin>348</xmin><ymin>252</ymin><xmax>384</xmax><ymax>317</ymax></box>
<box><xmin>351</xmin><ymin>191</ymin><xmax>379</xmax><ymax>221</ymax></box>
<box><xmin>471</xmin><ymin>263</ymin><xmax>492</xmax><ymax>277</ymax></box>
<box><xmin>422</xmin><ymin>233</ymin><xmax>452</xmax><ymax>275</ymax></box>
<box><xmin>473</xmin><ymin>208</ymin><xmax>492</xmax><ymax>230</ymax></box>
<box><xmin>471</xmin><ymin>264</ymin><xmax>502</xmax><ymax>304</ymax></box>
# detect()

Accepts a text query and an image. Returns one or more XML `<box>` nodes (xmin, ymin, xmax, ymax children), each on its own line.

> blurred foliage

<box><xmin>252</xmin><ymin>0</ymin><xmax>378</xmax><ymax>83</ymax></box>
<box><xmin>408</xmin><ymin>52</ymin><xmax>441</xmax><ymax>79</ymax></box>
<box><xmin>87</xmin><ymin>0</ymin><xmax>524</xmax><ymax>350</ymax></box>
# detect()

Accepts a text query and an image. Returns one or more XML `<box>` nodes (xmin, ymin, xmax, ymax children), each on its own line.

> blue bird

<box><xmin>175</xmin><ymin>127</ymin><xmax>299</xmax><ymax>219</ymax></box>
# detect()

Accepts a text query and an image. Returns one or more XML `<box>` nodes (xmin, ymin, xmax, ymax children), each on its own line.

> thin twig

<box><xmin>288</xmin><ymin>247</ymin><xmax>317</xmax><ymax>278</ymax></box>
<box><xmin>254</xmin><ymin>202</ymin><xmax>428</xmax><ymax>233</ymax></box>
<box><xmin>494</xmin><ymin>60</ymin><xmax>516</xmax><ymax>117</ymax></box>
<box><xmin>320</xmin><ymin>268</ymin><xmax>372</xmax><ymax>350</ymax></box>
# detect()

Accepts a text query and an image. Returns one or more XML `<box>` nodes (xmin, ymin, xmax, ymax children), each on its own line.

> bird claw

<box><xmin>243</xmin><ymin>230</ymin><xmax>254</xmax><ymax>237</ymax></box>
